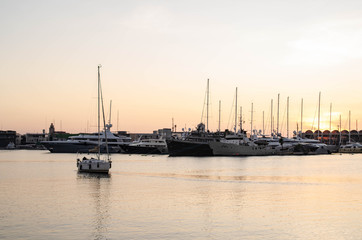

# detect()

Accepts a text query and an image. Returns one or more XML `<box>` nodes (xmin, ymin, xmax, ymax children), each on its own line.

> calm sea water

<box><xmin>1</xmin><ymin>150</ymin><xmax>362</xmax><ymax>239</ymax></box>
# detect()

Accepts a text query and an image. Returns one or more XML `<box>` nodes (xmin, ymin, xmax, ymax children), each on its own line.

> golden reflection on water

<box><xmin>76</xmin><ymin>173</ymin><xmax>111</xmax><ymax>240</ymax></box>
<box><xmin>1</xmin><ymin>151</ymin><xmax>362</xmax><ymax>239</ymax></box>
<box><xmin>111</xmin><ymin>171</ymin><xmax>361</xmax><ymax>185</ymax></box>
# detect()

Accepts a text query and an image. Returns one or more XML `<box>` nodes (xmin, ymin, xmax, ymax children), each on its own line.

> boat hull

<box><xmin>209</xmin><ymin>142</ymin><xmax>276</xmax><ymax>156</ymax></box>
<box><xmin>339</xmin><ymin>148</ymin><xmax>362</xmax><ymax>153</ymax></box>
<box><xmin>41</xmin><ymin>141</ymin><xmax>121</xmax><ymax>153</ymax></box>
<box><xmin>77</xmin><ymin>159</ymin><xmax>111</xmax><ymax>173</ymax></box>
<box><xmin>121</xmin><ymin>145</ymin><xmax>167</xmax><ymax>154</ymax></box>
<box><xmin>166</xmin><ymin>140</ymin><xmax>213</xmax><ymax>156</ymax></box>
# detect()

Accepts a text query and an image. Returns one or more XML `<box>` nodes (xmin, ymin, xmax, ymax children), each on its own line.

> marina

<box><xmin>1</xmin><ymin>150</ymin><xmax>362</xmax><ymax>239</ymax></box>
<box><xmin>2</xmin><ymin>1</ymin><xmax>362</xmax><ymax>239</ymax></box>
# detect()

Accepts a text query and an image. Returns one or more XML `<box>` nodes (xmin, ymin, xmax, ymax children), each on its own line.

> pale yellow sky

<box><xmin>0</xmin><ymin>0</ymin><xmax>361</xmax><ymax>135</ymax></box>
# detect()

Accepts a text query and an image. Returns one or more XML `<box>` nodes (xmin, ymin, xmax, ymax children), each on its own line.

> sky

<box><xmin>1</xmin><ymin>0</ymin><xmax>361</xmax><ymax>135</ymax></box>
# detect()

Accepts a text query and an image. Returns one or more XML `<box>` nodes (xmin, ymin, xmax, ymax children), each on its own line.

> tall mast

<box><xmin>270</xmin><ymin>99</ymin><xmax>273</xmax><ymax>136</ymax></box>
<box><xmin>207</xmin><ymin>79</ymin><xmax>209</xmax><ymax>132</ymax></box>
<box><xmin>263</xmin><ymin>110</ymin><xmax>265</xmax><ymax>135</ymax></box>
<box><xmin>100</xmin><ymin>69</ymin><xmax>110</xmax><ymax>160</ymax></box>
<box><xmin>235</xmin><ymin>87</ymin><xmax>238</xmax><ymax>133</ymax></box>
<box><xmin>339</xmin><ymin>114</ymin><xmax>342</xmax><ymax>145</ymax></box>
<box><xmin>301</xmin><ymin>98</ymin><xmax>303</xmax><ymax>137</ymax></box>
<box><xmin>239</xmin><ymin>106</ymin><xmax>242</xmax><ymax>131</ymax></box>
<box><xmin>287</xmin><ymin>96</ymin><xmax>289</xmax><ymax>138</ymax></box>
<box><xmin>117</xmin><ymin>110</ymin><xmax>119</xmax><ymax>132</ymax></box>
<box><xmin>349</xmin><ymin>110</ymin><xmax>351</xmax><ymax>143</ymax></box>
<box><xmin>97</xmin><ymin>65</ymin><xmax>101</xmax><ymax>158</ymax></box>
<box><xmin>172</xmin><ymin>117</ymin><xmax>174</xmax><ymax>132</ymax></box>
<box><xmin>318</xmin><ymin>92</ymin><xmax>321</xmax><ymax>139</ymax></box>
<box><xmin>277</xmin><ymin>93</ymin><xmax>280</xmax><ymax>136</ymax></box>
<box><xmin>329</xmin><ymin>103</ymin><xmax>332</xmax><ymax>131</ymax></box>
<box><xmin>108</xmin><ymin>100</ymin><xmax>112</xmax><ymax>125</ymax></box>
<box><xmin>251</xmin><ymin>102</ymin><xmax>253</xmax><ymax>136</ymax></box>
<box><xmin>329</xmin><ymin>103</ymin><xmax>332</xmax><ymax>144</ymax></box>
<box><xmin>218</xmin><ymin>100</ymin><xmax>221</xmax><ymax>132</ymax></box>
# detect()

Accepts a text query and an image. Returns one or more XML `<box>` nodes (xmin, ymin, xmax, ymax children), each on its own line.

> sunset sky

<box><xmin>1</xmin><ymin>0</ymin><xmax>361</xmax><ymax>135</ymax></box>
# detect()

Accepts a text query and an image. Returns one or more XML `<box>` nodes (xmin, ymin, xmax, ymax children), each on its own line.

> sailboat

<box><xmin>77</xmin><ymin>65</ymin><xmax>112</xmax><ymax>173</ymax></box>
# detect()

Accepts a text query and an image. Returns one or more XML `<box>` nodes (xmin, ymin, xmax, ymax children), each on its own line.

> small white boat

<box><xmin>6</xmin><ymin>142</ymin><xmax>15</xmax><ymax>149</ymax></box>
<box><xmin>339</xmin><ymin>142</ymin><xmax>362</xmax><ymax>153</ymax></box>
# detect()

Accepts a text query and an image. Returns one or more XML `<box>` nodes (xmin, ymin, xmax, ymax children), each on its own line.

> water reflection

<box><xmin>76</xmin><ymin>173</ymin><xmax>111</xmax><ymax>240</ymax></box>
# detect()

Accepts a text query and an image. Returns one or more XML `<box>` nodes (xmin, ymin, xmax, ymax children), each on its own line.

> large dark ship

<box><xmin>167</xmin><ymin>123</ymin><xmax>221</xmax><ymax>156</ymax></box>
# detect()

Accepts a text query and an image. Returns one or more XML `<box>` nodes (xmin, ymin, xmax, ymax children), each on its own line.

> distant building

<box><xmin>0</xmin><ymin>130</ymin><xmax>17</xmax><ymax>147</ymax></box>
<box><xmin>25</xmin><ymin>132</ymin><xmax>47</xmax><ymax>144</ymax></box>
<box><xmin>49</xmin><ymin>123</ymin><xmax>55</xmax><ymax>141</ymax></box>
<box><xmin>304</xmin><ymin>129</ymin><xmax>361</xmax><ymax>145</ymax></box>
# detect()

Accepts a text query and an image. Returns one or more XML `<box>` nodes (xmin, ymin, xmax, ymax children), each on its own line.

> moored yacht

<box><xmin>41</xmin><ymin>124</ymin><xmax>131</xmax><ymax>153</ymax></box>
<box><xmin>339</xmin><ymin>142</ymin><xmax>362</xmax><ymax>153</ymax></box>
<box><xmin>210</xmin><ymin>130</ymin><xmax>276</xmax><ymax>156</ymax></box>
<box><xmin>167</xmin><ymin>123</ymin><xmax>219</xmax><ymax>156</ymax></box>
<box><xmin>121</xmin><ymin>137</ymin><xmax>168</xmax><ymax>154</ymax></box>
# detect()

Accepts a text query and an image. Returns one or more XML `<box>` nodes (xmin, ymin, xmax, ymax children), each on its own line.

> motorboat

<box><xmin>339</xmin><ymin>142</ymin><xmax>362</xmax><ymax>153</ymax></box>
<box><xmin>121</xmin><ymin>137</ymin><xmax>168</xmax><ymax>154</ymax></box>
<box><xmin>41</xmin><ymin>125</ymin><xmax>131</xmax><ymax>153</ymax></box>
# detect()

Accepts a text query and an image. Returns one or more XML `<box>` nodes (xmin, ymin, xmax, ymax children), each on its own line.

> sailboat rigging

<box><xmin>77</xmin><ymin>65</ymin><xmax>112</xmax><ymax>173</ymax></box>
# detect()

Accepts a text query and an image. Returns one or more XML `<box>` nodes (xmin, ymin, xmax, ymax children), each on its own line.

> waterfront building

<box><xmin>303</xmin><ymin>129</ymin><xmax>361</xmax><ymax>145</ymax></box>
<box><xmin>0</xmin><ymin>130</ymin><xmax>17</xmax><ymax>148</ymax></box>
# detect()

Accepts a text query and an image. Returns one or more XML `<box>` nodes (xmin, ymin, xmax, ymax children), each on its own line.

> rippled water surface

<box><xmin>1</xmin><ymin>150</ymin><xmax>362</xmax><ymax>239</ymax></box>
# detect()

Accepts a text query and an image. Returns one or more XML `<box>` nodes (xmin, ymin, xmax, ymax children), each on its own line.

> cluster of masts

<box><xmin>193</xmin><ymin>80</ymin><xmax>357</xmax><ymax>141</ymax></box>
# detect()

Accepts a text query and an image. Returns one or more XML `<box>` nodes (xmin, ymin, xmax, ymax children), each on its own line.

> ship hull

<box><xmin>41</xmin><ymin>141</ymin><xmax>121</xmax><ymax>153</ymax></box>
<box><xmin>209</xmin><ymin>142</ymin><xmax>276</xmax><ymax>156</ymax></box>
<box><xmin>120</xmin><ymin>145</ymin><xmax>167</xmax><ymax>154</ymax></box>
<box><xmin>166</xmin><ymin>140</ymin><xmax>213</xmax><ymax>156</ymax></box>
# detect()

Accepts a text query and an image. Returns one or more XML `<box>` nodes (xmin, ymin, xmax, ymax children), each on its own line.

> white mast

<box><xmin>271</xmin><ymin>99</ymin><xmax>273</xmax><ymax>136</ymax></box>
<box><xmin>239</xmin><ymin>106</ymin><xmax>243</xmax><ymax>131</ymax></box>
<box><xmin>301</xmin><ymin>98</ymin><xmax>303</xmax><ymax>137</ymax></box>
<box><xmin>263</xmin><ymin>110</ymin><xmax>265</xmax><ymax>135</ymax></box>
<box><xmin>318</xmin><ymin>92</ymin><xmax>321</xmax><ymax>139</ymax></box>
<box><xmin>235</xmin><ymin>87</ymin><xmax>238</xmax><ymax>133</ymax></box>
<box><xmin>207</xmin><ymin>79</ymin><xmax>209</xmax><ymax>132</ymax></box>
<box><xmin>277</xmin><ymin>93</ymin><xmax>280</xmax><ymax>136</ymax></box>
<box><xmin>339</xmin><ymin>114</ymin><xmax>342</xmax><ymax>145</ymax></box>
<box><xmin>97</xmin><ymin>65</ymin><xmax>101</xmax><ymax>159</ymax></box>
<box><xmin>99</xmin><ymin>67</ymin><xmax>110</xmax><ymax>160</ymax></box>
<box><xmin>329</xmin><ymin>103</ymin><xmax>332</xmax><ymax>144</ymax></box>
<box><xmin>287</xmin><ymin>96</ymin><xmax>289</xmax><ymax>138</ymax></box>
<box><xmin>218</xmin><ymin>100</ymin><xmax>221</xmax><ymax>132</ymax></box>
<box><xmin>251</xmin><ymin>102</ymin><xmax>253</xmax><ymax>136</ymax></box>
<box><xmin>329</xmin><ymin>103</ymin><xmax>332</xmax><ymax>131</ymax></box>
<box><xmin>349</xmin><ymin>110</ymin><xmax>351</xmax><ymax>143</ymax></box>
<box><xmin>108</xmin><ymin>100</ymin><xmax>112</xmax><ymax>125</ymax></box>
<box><xmin>117</xmin><ymin>110</ymin><xmax>119</xmax><ymax>132</ymax></box>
